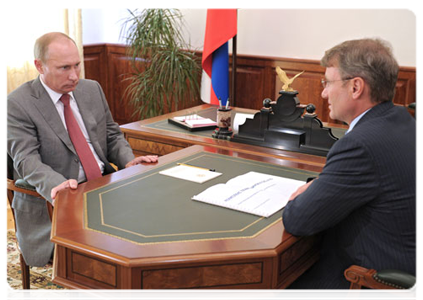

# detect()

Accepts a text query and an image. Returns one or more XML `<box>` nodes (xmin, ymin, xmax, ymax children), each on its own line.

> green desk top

<box><xmin>84</xmin><ymin>151</ymin><xmax>318</xmax><ymax>245</ymax></box>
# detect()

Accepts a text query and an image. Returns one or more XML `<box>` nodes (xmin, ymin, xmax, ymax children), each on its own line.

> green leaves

<box><xmin>122</xmin><ymin>9</ymin><xmax>201</xmax><ymax>119</ymax></box>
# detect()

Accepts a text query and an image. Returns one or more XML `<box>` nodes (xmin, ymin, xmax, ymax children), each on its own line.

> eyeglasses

<box><xmin>321</xmin><ymin>77</ymin><xmax>354</xmax><ymax>89</ymax></box>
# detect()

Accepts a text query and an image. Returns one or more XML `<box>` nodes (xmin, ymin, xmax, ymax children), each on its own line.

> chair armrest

<box><xmin>345</xmin><ymin>265</ymin><xmax>415</xmax><ymax>289</ymax></box>
<box><xmin>408</xmin><ymin>102</ymin><xmax>415</xmax><ymax>110</ymax></box>
<box><xmin>7</xmin><ymin>179</ymin><xmax>43</xmax><ymax>198</ymax></box>
<box><xmin>15</xmin><ymin>179</ymin><xmax>37</xmax><ymax>191</ymax></box>
<box><xmin>375</xmin><ymin>269</ymin><xmax>415</xmax><ymax>289</ymax></box>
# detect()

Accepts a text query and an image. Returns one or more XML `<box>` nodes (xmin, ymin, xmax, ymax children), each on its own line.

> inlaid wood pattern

<box><xmin>71</xmin><ymin>252</ymin><xmax>117</xmax><ymax>287</ymax></box>
<box><xmin>141</xmin><ymin>262</ymin><xmax>263</xmax><ymax>289</ymax></box>
<box><xmin>127</xmin><ymin>137</ymin><xmax>185</xmax><ymax>156</ymax></box>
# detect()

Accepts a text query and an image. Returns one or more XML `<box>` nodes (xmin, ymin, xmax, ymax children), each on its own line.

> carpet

<box><xmin>6</xmin><ymin>230</ymin><xmax>65</xmax><ymax>290</ymax></box>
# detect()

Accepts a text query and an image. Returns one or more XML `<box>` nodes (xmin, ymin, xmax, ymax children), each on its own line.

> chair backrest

<box><xmin>7</xmin><ymin>154</ymin><xmax>13</xmax><ymax>181</ymax></box>
<box><xmin>5</xmin><ymin>151</ymin><xmax>16</xmax><ymax>209</ymax></box>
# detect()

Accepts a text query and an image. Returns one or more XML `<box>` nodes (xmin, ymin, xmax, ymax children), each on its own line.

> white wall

<box><xmin>82</xmin><ymin>9</ymin><xmax>416</xmax><ymax>67</ymax></box>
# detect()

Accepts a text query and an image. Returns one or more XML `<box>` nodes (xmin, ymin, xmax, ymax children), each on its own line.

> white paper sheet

<box><xmin>159</xmin><ymin>165</ymin><xmax>222</xmax><ymax>184</ymax></box>
<box><xmin>173</xmin><ymin>114</ymin><xmax>217</xmax><ymax>127</ymax></box>
<box><xmin>192</xmin><ymin>171</ymin><xmax>305</xmax><ymax>217</ymax></box>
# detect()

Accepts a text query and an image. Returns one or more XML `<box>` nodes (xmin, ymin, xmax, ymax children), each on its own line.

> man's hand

<box><xmin>51</xmin><ymin>179</ymin><xmax>78</xmax><ymax>206</ymax></box>
<box><xmin>289</xmin><ymin>180</ymin><xmax>314</xmax><ymax>201</ymax></box>
<box><xmin>125</xmin><ymin>155</ymin><xmax>158</xmax><ymax>168</ymax></box>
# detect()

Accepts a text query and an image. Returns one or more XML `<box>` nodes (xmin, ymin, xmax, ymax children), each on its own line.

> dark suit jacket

<box><xmin>282</xmin><ymin>101</ymin><xmax>416</xmax><ymax>289</ymax></box>
<box><xmin>7</xmin><ymin>77</ymin><xmax>135</xmax><ymax>266</ymax></box>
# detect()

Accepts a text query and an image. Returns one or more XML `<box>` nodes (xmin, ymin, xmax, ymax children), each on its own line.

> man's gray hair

<box><xmin>321</xmin><ymin>38</ymin><xmax>399</xmax><ymax>103</ymax></box>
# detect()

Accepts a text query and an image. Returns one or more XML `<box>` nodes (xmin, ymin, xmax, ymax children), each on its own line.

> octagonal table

<box><xmin>51</xmin><ymin>145</ymin><xmax>322</xmax><ymax>289</ymax></box>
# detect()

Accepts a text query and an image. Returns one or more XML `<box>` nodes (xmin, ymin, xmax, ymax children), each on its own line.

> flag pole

<box><xmin>231</xmin><ymin>34</ymin><xmax>237</xmax><ymax>107</ymax></box>
<box><xmin>231</xmin><ymin>9</ymin><xmax>238</xmax><ymax>107</ymax></box>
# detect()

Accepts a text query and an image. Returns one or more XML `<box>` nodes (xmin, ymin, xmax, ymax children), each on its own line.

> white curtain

<box><xmin>6</xmin><ymin>9</ymin><xmax>84</xmax><ymax>94</ymax></box>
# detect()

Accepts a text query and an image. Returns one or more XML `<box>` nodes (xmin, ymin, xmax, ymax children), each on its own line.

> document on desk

<box><xmin>159</xmin><ymin>164</ymin><xmax>222</xmax><ymax>184</ymax></box>
<box><xmin>192</xmin><ymin>171</ymin><xmax>305</xmax><ymax>217</ymax></box>
<box><xmin>172</xmin><ymin>114</ymin><xmax>217</xmax><ymax>127</ymax></box>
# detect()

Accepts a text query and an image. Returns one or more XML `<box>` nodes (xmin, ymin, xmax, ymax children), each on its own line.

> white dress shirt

<box><xmin>40</xmin><ymin>78</ymin><xmax>105</xmax><ymax>182</ymax></box>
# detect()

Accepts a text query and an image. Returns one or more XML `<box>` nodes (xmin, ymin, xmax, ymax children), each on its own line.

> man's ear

<box><xmin>34</xmin><ymin>59</ymin><xmax>44</xmax><ymax>74</ymax></box>
<box><xmin>351</xmin><ymin>77</ymin><xmax>365</xmax><ymax>99</ymax></box>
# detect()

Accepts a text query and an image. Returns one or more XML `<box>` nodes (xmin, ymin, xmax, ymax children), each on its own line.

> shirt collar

<box><xmin>39</xmin><ymin>76</ymin><xmax>75</xmax><ymax>104</ymax></box>
<box><xmin>346</xmin><ymin>108</ymin><xmax>371</xmax><ymax>134</ymax></box>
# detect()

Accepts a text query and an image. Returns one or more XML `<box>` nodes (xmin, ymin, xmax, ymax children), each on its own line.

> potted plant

<box><xmin>121</xmin><ymin>9</ymin><xmax>202</xmax><ymax>119</ymax></box>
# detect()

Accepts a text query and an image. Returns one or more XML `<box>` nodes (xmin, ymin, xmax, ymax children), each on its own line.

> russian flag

<box><xmin>201</xmin><ymin>9</ymin><xmax>237</xmax><ymax>106</ymax></box>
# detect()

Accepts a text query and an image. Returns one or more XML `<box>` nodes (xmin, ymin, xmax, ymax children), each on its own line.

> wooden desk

<box><xmin>119</xmin><ymin>104</ymin><xmax>347</xmax><ymax>169</ymax></box>
<box><xmin>51</xmin><ymin>145</ymin><xmax>322</xmax><ymax>289</ymax></box>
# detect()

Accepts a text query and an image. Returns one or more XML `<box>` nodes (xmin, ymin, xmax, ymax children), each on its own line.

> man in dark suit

<box><xmin>283</xmin><ymin>38</ymin><xmax>415</xmax><ymax>289</ymax></box>
<box><xmin>7</xmin><ymin>32</ymin><xmax>158</xmax><ymax>267</ymax></box>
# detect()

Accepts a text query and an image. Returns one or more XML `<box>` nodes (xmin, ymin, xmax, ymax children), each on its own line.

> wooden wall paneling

<box><xmin>84</xmin><ymin>44</ymin><xmax>202</xmax><ymax>124</ymax></box>
<box><xmin>84</xmin><ymin>44</ymin><xmax>139</xmax><ymax>124</ymax></box>
<box><xmin>83</xmin><ymin>45</ymin><xmax>110</xmax><ymax>110</ymax></box>
<box><xmin>107</xmin><ymin>46</ymin><xmax>140</xmax><ymax>124</ymax></box>
<box><xmin>230</xmin><ymin>64</ymin><xmax>267</xmax><ymax>110</ymax></box>
<box><xmin>83</xmin><ymin>44</ymin><xmax>416</xmax><ymax>126</ymax></box>
<box><xmin>395</xmin><ymin>67</ymin><xmax>416</xmax><ymax>106</ymax></box>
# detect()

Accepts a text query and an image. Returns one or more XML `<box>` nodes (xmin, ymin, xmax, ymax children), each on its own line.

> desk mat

<box><xmin>84</xmin><ymin>151</ymin><xmax>318</xmax><ymax>245</ymax></box>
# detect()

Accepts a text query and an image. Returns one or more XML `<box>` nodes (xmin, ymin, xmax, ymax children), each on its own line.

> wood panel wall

<box><xmin>83</xmin><ymin>44</ymin><xmax>416</xmax><ymax>125</ymax></box>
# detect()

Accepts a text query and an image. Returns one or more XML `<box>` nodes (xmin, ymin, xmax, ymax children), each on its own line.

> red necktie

<box><xmin>60</xmin><ymin>94</ymin><xmax>102</xmax><ymax>181</ymax></box>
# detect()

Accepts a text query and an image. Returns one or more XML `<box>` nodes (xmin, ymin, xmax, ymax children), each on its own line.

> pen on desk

<box><xmin>225</xmin><ymin>100</ymin><xmax>229</xmax><ymax>109</ymax></box>
<box><xmin>177</xmin><ymin>163</ymin><xmax>215</xmax><ymax>172</ymax></box>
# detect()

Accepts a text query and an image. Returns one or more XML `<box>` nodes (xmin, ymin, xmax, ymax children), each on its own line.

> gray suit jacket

<box><xmin>7</xmin><ymin>77</ymin><xmax>135</xmax><ymax>266</ymax></box>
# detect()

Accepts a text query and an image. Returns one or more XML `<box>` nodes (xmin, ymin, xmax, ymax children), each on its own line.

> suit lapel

<box><xmin>31</xmin><ymin>78</ymin><xmax>77</xmax><ymax>155</ymax></box>
<box><xmin>72</xmin><ymin>87</ymin><xmax>97</xmax><ymax>141</ymax></box>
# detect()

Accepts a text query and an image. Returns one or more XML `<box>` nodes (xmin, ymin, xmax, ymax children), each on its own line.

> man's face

<box><xmin>35</xmin><ymin>39</ymin><xmax>81</xmax><ymax>94</ymax></box>
<box><xmin>321</xmin><ymin>67</ymin><xmax>353</xmax><ymax>124</ymax></box>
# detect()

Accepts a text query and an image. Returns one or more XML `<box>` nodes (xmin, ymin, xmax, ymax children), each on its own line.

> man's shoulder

<box><xmin>356</xmin><ymin>104</ymin><xmax>414</xmax><ymax>136</ymax></box>
<box><xmin>330</xmin><ymin>103</ymin><xmax>415</xmax><ymax>158</ymax></box>
<box><xmin>76</xmin><ymin>79</ymin><xmax>100</xmax><ymax>90</ymax></box>
<box><xmin>8</xmin><ymin>79</ymin><xmax>38</xmax><ymax>100</ymax></box>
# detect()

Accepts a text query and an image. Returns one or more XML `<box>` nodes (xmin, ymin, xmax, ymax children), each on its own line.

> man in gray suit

<box><xmin>8</xmin><ymin>32</ymin><xmax>158</xmax><ymax>267</ymax></box>
<box><xmin>283</xmin><ymin>38</ymin><xmax>415</xmax><ymax>288</ymax></box>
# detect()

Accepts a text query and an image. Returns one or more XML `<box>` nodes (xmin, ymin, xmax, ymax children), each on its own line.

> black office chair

<box><xmin>344</xmin><ymin>265</ymin><xmax>415</xmax><ymax>289</ymax></box>
<box><xmin>7</xmin><ymin>158</ymin><xmax>53</xmax><ymax>289</ymax></box>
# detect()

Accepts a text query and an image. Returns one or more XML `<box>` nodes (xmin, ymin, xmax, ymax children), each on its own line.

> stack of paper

<box><xmin>173</xmin><ymin>115</ymin><xmax>217</xmax><ymax>128</ymax></box>
<box><xmin>192</xmin><ymin>172</ymin><xmax>305</xmax><ymax>217</ymax></box>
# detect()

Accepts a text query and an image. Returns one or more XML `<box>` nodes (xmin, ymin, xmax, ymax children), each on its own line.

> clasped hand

<box><xmin>288</xmin><ymin>179</ymin><xmax>314</xmax><ymax>201</ymax></box>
